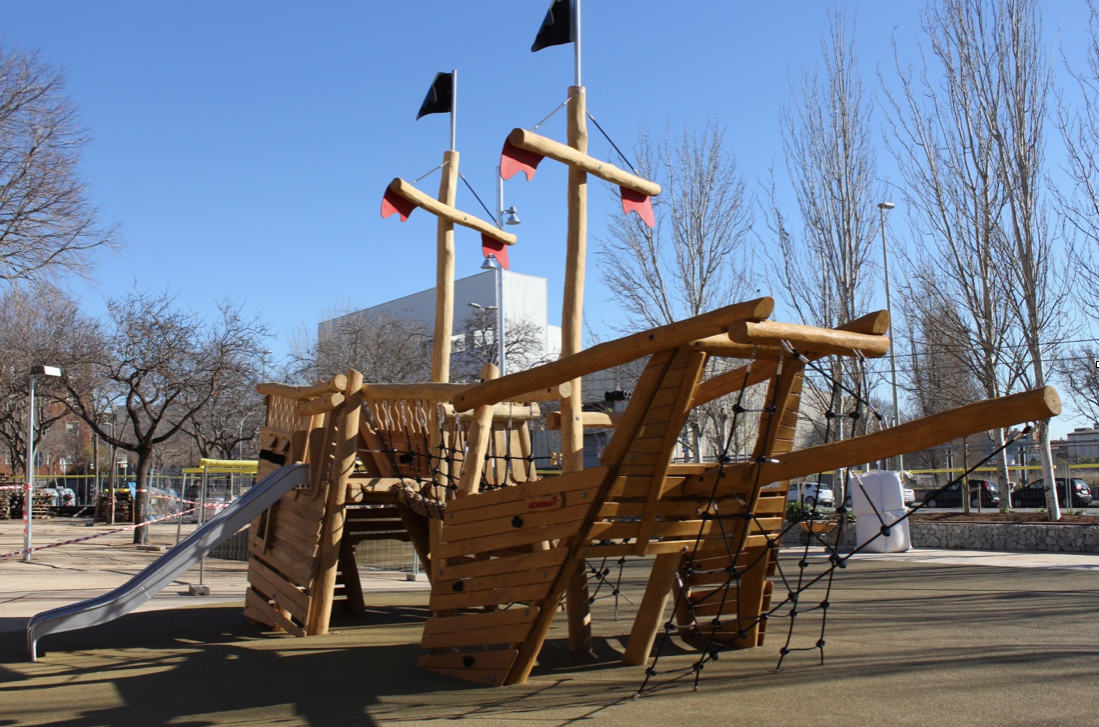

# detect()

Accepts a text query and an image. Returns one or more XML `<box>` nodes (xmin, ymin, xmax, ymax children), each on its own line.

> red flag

<box><xmin>501</xmin><ymin>138</ymin><xmax>544</xmax><ymax>181</ymax></box>
<box><xmin>381</xmin><ymin>186</ymin><xmax>416</xmax><ymax>221</ymax></box>
<box><xmin>481</xmin><ymin>234</ymin><xmax>510</xmax><ymax>269</ymax></box>
<box><xmin>620</xmin><ymin>187</ymin><xmax>655</xmax><ymax>228</ymax></box>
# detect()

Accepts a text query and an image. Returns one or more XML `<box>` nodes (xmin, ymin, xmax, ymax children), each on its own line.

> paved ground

<box><xmin>2</xmin><ymin>519</ymin><xmax>1099</xmax><ymax>726</ymax></box>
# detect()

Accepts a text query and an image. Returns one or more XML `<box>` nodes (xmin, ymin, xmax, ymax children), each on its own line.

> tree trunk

<box><xmin>132</xmin><ymin>448</ymin><xmax>153</xmax><ymax>544</ymax></box>
<box><xmin>1038</xmin><ymin>421</ymin><xmax>1060</xmax><ymax>521</ymax></box>
<box><xmin>997</xmin><ymin>428</ymin><xmax>1011</xmax><ymax>511</ymax></box>
<box><xmin>689</xmin><ymin>422</ymin><xmax>702</xmax><ymax>463</ymax></box>
<box><xmin>106</xmin><ymin>444</ymin><xmax>117</xmax><ymax>526</ymax></box>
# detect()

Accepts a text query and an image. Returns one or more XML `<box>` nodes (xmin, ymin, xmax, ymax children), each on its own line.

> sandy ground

<box><xmin>2</xmin><ymin>518</ymin><xmax>1099</xmax><ymax>726</ymax></box>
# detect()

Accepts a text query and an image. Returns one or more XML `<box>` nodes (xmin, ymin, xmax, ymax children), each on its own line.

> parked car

<box><xmin>787</xmin><ymin>482</ymin><xmax>835</xmax><ymax>509</ymax></box>
<box><xmin>842</xmin><ymin>481</ymin><xmax>916</xmax><ymax>508</ymax></box>
<box><xmin>923</xmin><ymin>479</ymin><xmax>1000</xmax><ymax>508</ymax></box>
<box><xmin>1010</xmin><ymin>478</ymin><xmax>1093</xmax><ymax>508</ymax></box>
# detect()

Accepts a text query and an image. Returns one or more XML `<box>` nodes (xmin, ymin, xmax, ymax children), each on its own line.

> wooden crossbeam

<box><xmin>693</xmin><ymin>310</ymin><xmax>890</xmax><ymax>408</ymax></box>
<box><xmin>685</xmin><ymin>386</ymin><xmax>1061</xmax><ymax>498</ymax></box>
<box><xmin>729</xmin><ymin>320</ymin><xmax>890</xmax><ymax>358</ymax></box>
<box><xmin>361</xmin><ymin>381</ymin><xmax>569</xmax><ymax>403</ymax></box>
<box><xmin>453</xmin><ymin>297</ymin><xmax>774</xmax><ymax>411</ymax></box>
<box><xmin>504</xmin><ymin>128</ymin><xmax>662</xmax><ymax>197</ymax></box>
<box><xmin>256</xmin><ymin>375</ymin><xmax>347</xmax><ymax>401</ymax></box>
<box><xmin>385</xmin><ymin>178</ymin><xmax>516</xmax><ymax>246</ymax></box>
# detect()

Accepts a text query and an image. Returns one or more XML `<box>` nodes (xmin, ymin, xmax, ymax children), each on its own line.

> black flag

<box><xmin>531</xmin><ymin>0</ymin><xmax>575</xmax><ymax>52</ymax></box>
<box><xmin>416</xmin><ymin>72</ymin><xmax>453</xmax><ymax>120</ymax></box>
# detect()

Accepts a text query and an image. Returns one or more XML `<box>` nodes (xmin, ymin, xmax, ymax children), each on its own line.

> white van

<box><xmin>787</xmin><ymin>481</ymin><xmax>835</xmax><ymax>508</ymax></box>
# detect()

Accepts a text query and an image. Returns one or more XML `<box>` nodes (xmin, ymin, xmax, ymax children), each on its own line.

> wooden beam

<box><xmin>362</xmin><ymin>380</ymin><xmax>570</xmax><ymax>403</ymax></box>
<box><xmin>454</xmin><ymin>363</ymin><xmax>499</xmax><ymax>498</ymax></box>
<box><xmin>729</xmin><ymin>320</ymin><xmax>890</xmax><ymax>358</ymax></box>
<box><xmin>623</xmin><ymin>550</ymin><xmax>685</xmax><ymax>666</ymax></box>
<box><xmin>692</xmin><ymin>386</ymin><xmax>1062</xmax><ymax>497</ymax></box>
<box><xmin>441</xmin><ymin>402</ymin><xmax>540</xmax><ymax>422</ymax></box>
<box><xmin>256</xmin><ymin>375</ymin><xmax>348</xmax><ymax>401</ymax></box>
<box><xmin>544</xmin><ymin>411</ymin><xmax>621</xmax><ymax>430</ymax></box>
<box><xmin>306</xmin><ymin>369</ymin><xmax>364</xmax><ymax>635</ymax></box>
<box><xmin>693</xmin><ymin>310</ymin><xmax>889</xmax><ymax>408</ymax></box>
<box><xmin>506</xmin><ymin>128</ymin><xmax>661</xmax><ymax>197</ymax></box>
<box><xmin>388</xmin><ymin>178</ymin><xmax>516</xmax><ymax>246</ymax></box>
<box><xmin>453</xmin><ymin>297</ymin><xmax>774</xmax><ymax>411</ymax></box>
<box><xmin>688</xmin><ymin>336</ymin><xmax>783</xmax><ymax>358</ymax></box>
<box><xmin>295</xmin><ymin>393</ymin><xmax>344</xmax><ymax>417</ymax></box>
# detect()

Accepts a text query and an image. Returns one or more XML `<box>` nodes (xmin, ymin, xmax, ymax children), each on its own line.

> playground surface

<box><xmin>2</xmin><ymin>519</ymin><xmax>1099</xmax><ymax>727</ymax></box>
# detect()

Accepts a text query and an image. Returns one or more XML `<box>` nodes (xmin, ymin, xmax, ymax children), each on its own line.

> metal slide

<box><xmin>27</xmin><ymin>464</ymin><xmax>309</xmax><ymax>661</ymax></box>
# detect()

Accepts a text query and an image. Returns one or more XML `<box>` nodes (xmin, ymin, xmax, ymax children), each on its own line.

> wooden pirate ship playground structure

<box><xmin>28</xmin><ymin>0</ymin><xmax>1063</xmax><ymax>691</ymax></box>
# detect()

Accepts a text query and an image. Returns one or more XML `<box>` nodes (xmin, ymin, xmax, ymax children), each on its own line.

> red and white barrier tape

<box><xmin>0</xmin><ymin>500</ymin><xmax>230</xmax><ymax>560</ymax></box>
<box><xmin>0</xmin><ymin>484</ymin><xmax>24</xmax><ymax>491</ymax></box>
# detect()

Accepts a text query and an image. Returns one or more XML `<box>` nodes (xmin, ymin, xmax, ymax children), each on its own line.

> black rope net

<box><xmin>634</xmin><ymin>346</ymin><xmax>1027</xmax><ymax>697</ymax></box>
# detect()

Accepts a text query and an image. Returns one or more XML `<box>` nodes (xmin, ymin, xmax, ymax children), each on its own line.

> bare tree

<box><xmin>56</xmin><ymin>289</ymin><xmax>270</xmax><ymax>543</ymax></box>
<box><xmin>596</xmin><ymin>120</ymin><xmax>755</xmax><ymax>331</ymax></box>
<box><xmin>935</xmin><ymin>0</ymin><xmax>1064</xmax><ymax>515</ymax></box>
<box><xmin>891</xmin><ymin>0</ymin><xmax>1064</xmax><ymax>515</ymax></box>
<box><xmin>1056</xmin><ymin>3</ymin><xmax>1099</xmax><ymax>429</ymax></box>
<box><xmin>0</xmin><ymin>285</ymin><xmax>91</xmax><ymax>473</ymax></box>
<box><xmin>905</xmin><ymin>288</ymin><xmax>986</xmax><ymax>419</ymax></box>
<box><xmin>183</xmin><ymin>369</ymin><xmax>266</xmax><ymax>460</ymax></box>
<box><xmin>883</xmin><ymin>0</ymin><xmax>1033</xmax><ymax>494</ymax></box>
<box><xmin>0</xmin><ymin>44</ymin><xmax>119</xmax><ymax>284</ymax></box>
<box><xmin>985</xmin><ymin>0</ymin><xmax>1065</xmax><ymax>517</ymax></box>
<box><xmin>595</xmin><ymin>120</ymin><xmax>755</xmax><ymax>461</ymax></box>
<box><xmin>1054</xmin><ymin>346</ymin><xmax>1099</xmax><ymax>429</ymax></box>
<box><xmin>768</xmin><ymin>7</ymin><xmax>884</xmax><ymax>443</ymax></box>
<box><xmin>291</xmin><ymin>304</ymin><xmax>431</xmax><ymax>384</ymax></box>
<box><xmin>452</xmin><ymin>312</ymin><xmax>551</xmax><ymax>383</ymax></box>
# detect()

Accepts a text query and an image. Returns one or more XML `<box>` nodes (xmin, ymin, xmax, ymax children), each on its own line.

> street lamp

<box><xmin>24</xmin><ymin>364</ymin><xmax>60</xmax><ymax>562</ymax></box>
<box><xmin>877</xmin><ymin>201</ymin><xmax>901</xmax><ymax>472</ymax></box>
<box><xmin>490</xmin><ymin>163</ymin><xmax>522</xmax><ymax>376</ymax></box>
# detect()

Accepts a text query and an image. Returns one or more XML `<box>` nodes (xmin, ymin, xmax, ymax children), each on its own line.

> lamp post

<box><xmin>877</xmin><ymin>201</ymin><xmax>901</xmax><ymax>472</ymax></box>
<box><xmin>479</xmin><ymin>257</ymin><xmax>506</xmax><ymax>376</ymax></box>
<box><xmin>468</xmin><ymin>300</ymin><xmax>501</xmax><ymax>373</ymax></box>
<box><xmin>24</xmin><ymin>365</ymin><xmax>61</xmax><ymax>562</ymax></box>
<box><xmin>489</xmin><ymin>164</ymin><xmax>521</xmax><ymax>377</ymax></box>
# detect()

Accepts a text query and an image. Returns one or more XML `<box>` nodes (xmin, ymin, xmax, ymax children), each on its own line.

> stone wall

<box><xmin>780</xmin><ymin>520</ymin><xmax>1099</xmax><ymax>554</ymax></box>
<box><xmin>908</xmin><ymin>521</ymin><xmax>1099</xmax><ymax>553</ymax></box>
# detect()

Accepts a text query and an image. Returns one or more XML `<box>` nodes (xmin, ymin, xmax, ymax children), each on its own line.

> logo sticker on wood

<box><xmin>525</xmin><ymin>493</ymin><xmax>563</xmax><ymax>511</ymax></box>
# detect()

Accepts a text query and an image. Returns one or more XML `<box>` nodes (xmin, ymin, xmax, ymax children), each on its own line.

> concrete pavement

<box><xmin>2</xmin><ymin>519</ymin><xmax>1098</xmax><ymax>726</ymax></box>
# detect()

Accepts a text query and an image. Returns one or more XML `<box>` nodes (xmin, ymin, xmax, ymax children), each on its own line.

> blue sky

<box><xmin>1</xmin><ymin>1</ymin><xmax>1094</xmax><ymax>432</ymax></box>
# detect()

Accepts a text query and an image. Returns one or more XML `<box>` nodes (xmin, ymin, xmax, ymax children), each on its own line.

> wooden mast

<box><xmin>432</xmin><ymin>68</ymin><xmax>459</xmax><ymax>384</ymax></box>
<box><xmin>432</xmin><ymin>150</ymin><xmax>458</xmax><ymax>384</ymax></box>
<box><xmin>561</xmin><ymin>85</ymin><xmax>588</xmax><ymax>475</ymax></box>
<box><xmin>562</xmin><ymin>82</ymin><xmax>592</xmax><ymax>653</ymax></box>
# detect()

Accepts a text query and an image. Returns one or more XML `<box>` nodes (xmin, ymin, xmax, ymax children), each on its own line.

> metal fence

<box><xmin>352</xmin><ymin>538</ymin><xmax>420</xmax><ymax>576</ymax></box>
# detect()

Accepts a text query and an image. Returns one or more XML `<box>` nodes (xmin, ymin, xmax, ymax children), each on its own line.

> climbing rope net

<box><xmin>635</xmin><ymin>345</ymin><xmax>1028</xmax><ymax>696</ymax></box>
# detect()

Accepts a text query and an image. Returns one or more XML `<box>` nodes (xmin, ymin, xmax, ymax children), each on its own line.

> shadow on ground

<box><xmin>2</xmin><ymin>559</ymin><xmax>1099</xmax><ymax>727</ymax></box>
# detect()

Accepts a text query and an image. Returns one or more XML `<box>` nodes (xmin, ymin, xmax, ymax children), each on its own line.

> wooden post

<box><xmin>562</xmin><ymin>85</ymin><xmax>592</xmax><ymax>654</ymax></box>
<box><xmin>561</xmin><ymin>85</ymin><xmax>588</xmax><ymax>474</ymax></box>
<box><xmin>623</xmin><ymin>550</ymin><xmax>685</xmax><ymax>665</ymax></box>
<box><xmin>305</xmin><ymin>369</ymin><xmax>364</xmax><ymax>635</ymax></box>
<box><xmin>432</xmin><ymin>150</ymin><xmax>459</xmax><ymax>384</ymax></box>
<box><xmin>454</xmin><ymin>363</ymin><xmax>499</xmax><ymax>498</ymax></box>
<box><xmin>429</xmin><ymin>151</ymin><xmax>459</xmax><ymax>560</ymax></box>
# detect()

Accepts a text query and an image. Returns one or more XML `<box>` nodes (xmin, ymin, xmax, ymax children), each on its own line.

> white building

<box><xmin>1066</xmin><ymin>427</ymin><xmax>1099</xmax><ymax>460</ymax></box>
<box><xmin>319</xmin><ymin>268</ymin><xmax>562</xmax><ymax>375</ymax></box>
